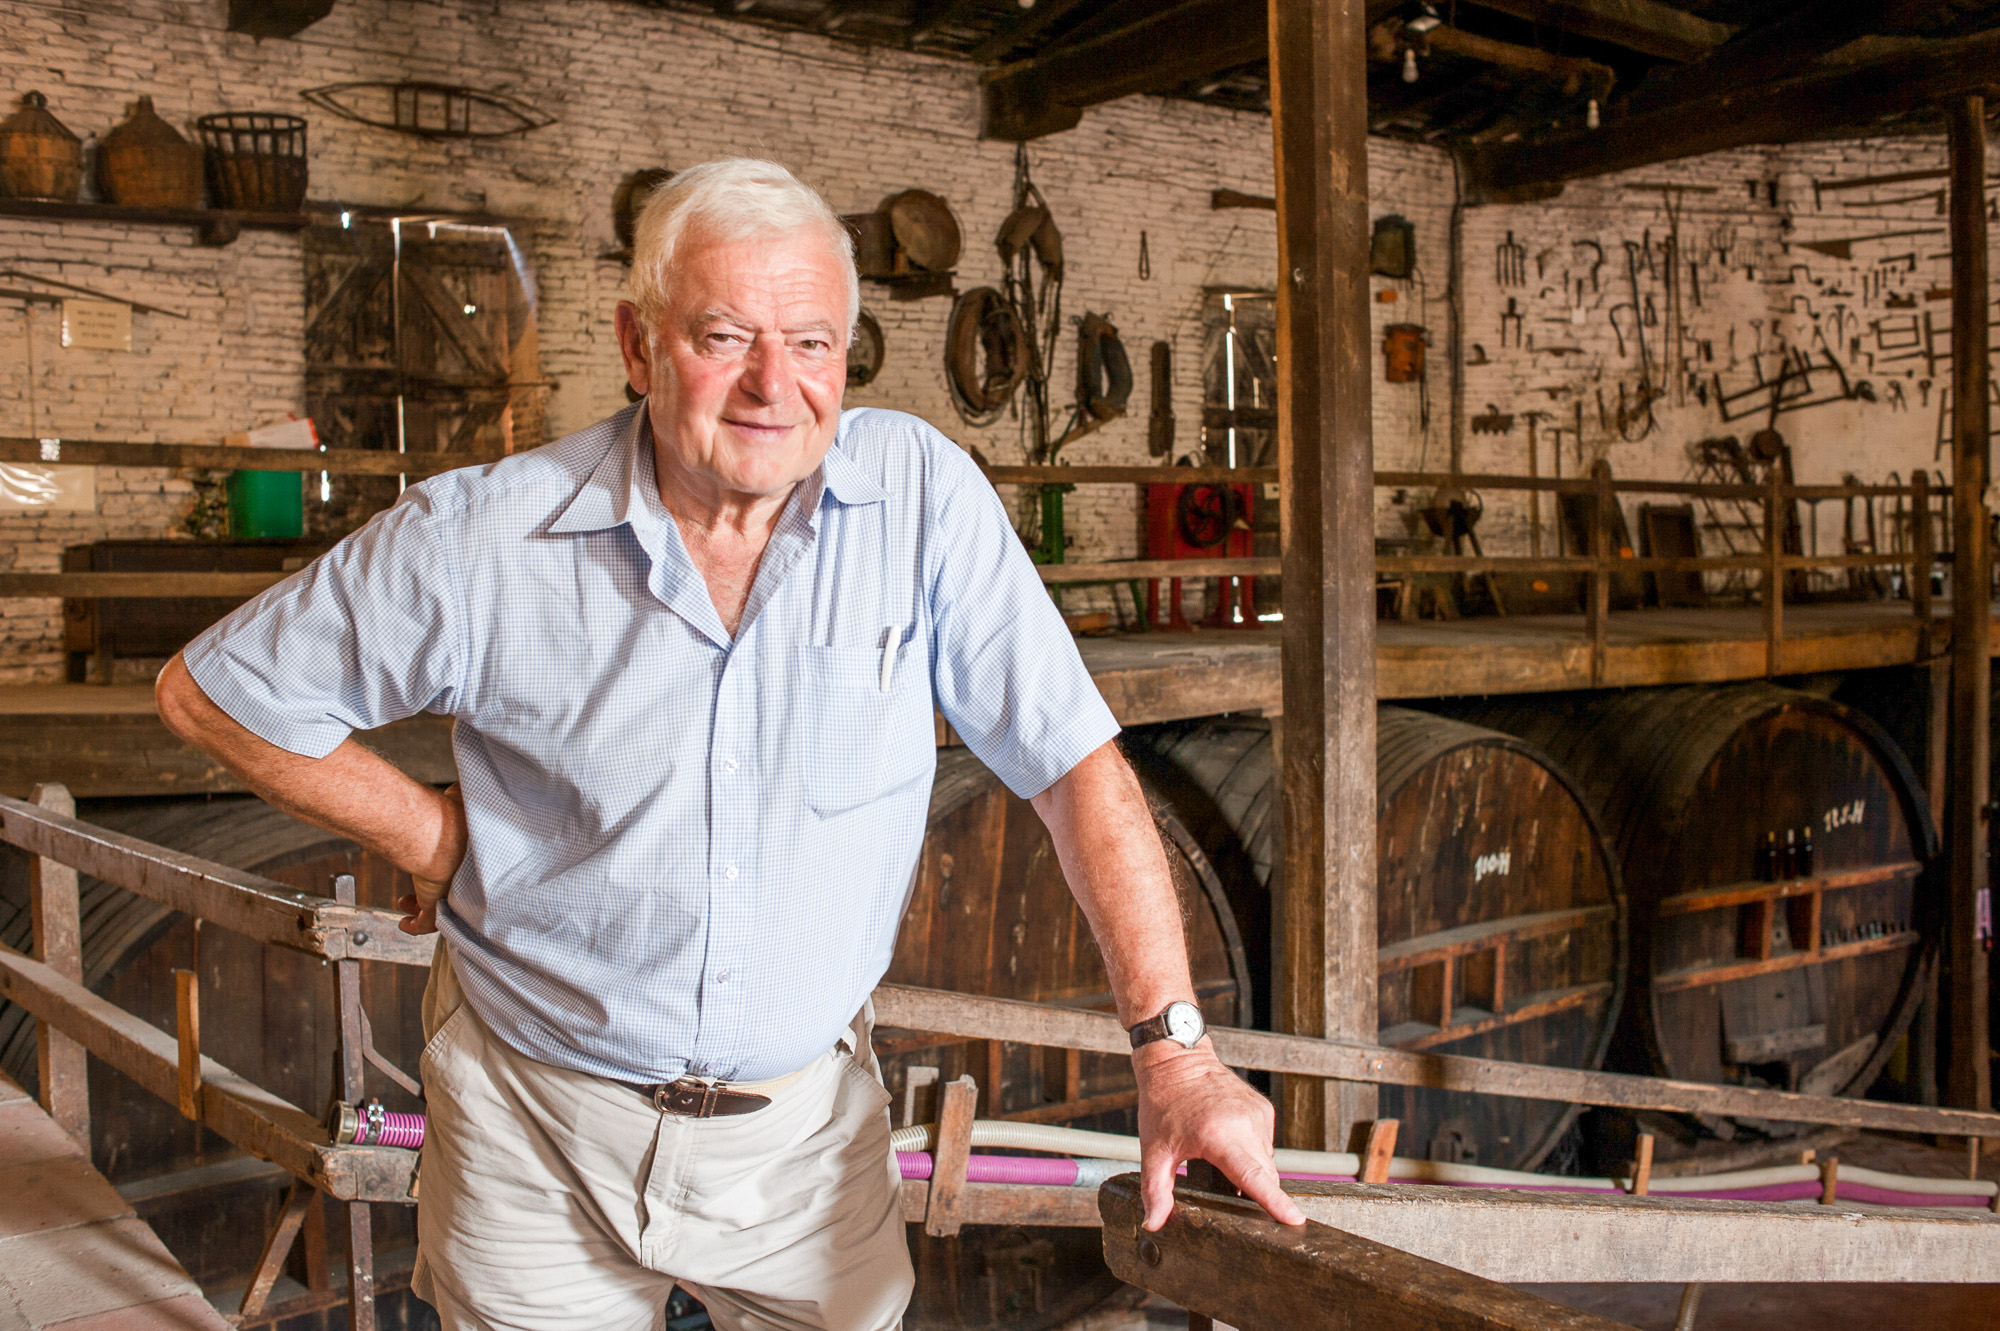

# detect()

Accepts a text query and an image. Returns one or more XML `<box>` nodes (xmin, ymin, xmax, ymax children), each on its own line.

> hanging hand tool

<box><xmin>1499</xmin><ymin>296</ymin><xmax>1524</xmax><ymax>347</ymax></box>
<box><xmin>0</xmin><ymin>268</ymin><xmax>189</xmax><ymax>319</ymax></box>
<box><xmin>1608</xmin><ymin>303</ymin><xmax>1635</xmax><ymax>357</ymax></box>
<box><xmin>1571</xmin><ymin>239</ymin><xmax>1604</xmax><ymax>292</ymax></box>
<box><xmin>1793</xmin><ymin>229</ymin><xmax>1943</xmax><ymax>261</ymax></box>
<box><xmin>1496</xmin><ymin>230</ymin><xmax>1527</xmax><ymax>287</ymax></box>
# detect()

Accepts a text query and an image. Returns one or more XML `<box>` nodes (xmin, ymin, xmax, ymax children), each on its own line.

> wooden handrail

<box><xmin>1656</xmin><ymin>861</ymin><xmax>1922</xmax><ymax>917</ymax></box>
<box><xmin>10</xmin><ymin>793</ymin><xmax>1997</xmax><ymax>1137</ymax></box>
<box><xmin>0</xmin><ymin>435</ymin><xmax>503</xmax><ymax>477</ymax></box>
<box><xmin>1099</xmin><ymin>1178</ymin><xmax>1637</xmax><ymax>1330</ymax></box>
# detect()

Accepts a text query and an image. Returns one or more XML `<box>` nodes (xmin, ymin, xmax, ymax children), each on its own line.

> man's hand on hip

<box><xmin>1133</xmin><ymin>1039</ymin><xmax>1306</xmax><ymax>1231</ymax></box>
<box><xmin>396</xmin><ymin>783</ymin><xmax>467</xmax><ymax>935</ymax></box>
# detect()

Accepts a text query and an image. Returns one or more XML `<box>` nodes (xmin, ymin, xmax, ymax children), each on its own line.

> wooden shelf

<box><xmin>1380</xmin><ymin>981</ymin><xmax>1615</xmax><ymax>1051</ymax></box>
<box><xmin>1655</xmin><ymin>861</ymin><xmax>1921</xmax><ymax>917</ymax></box>
<box><xmin>0</xmin><ymin>436</ymin><xmax>496</xmax><ymax>477</ymax></box>
<box><xmin>1652</xmin><ymin>930</ymin><xmax>1920</xmax><ymax>994</ymax></box>
<box><xmin>1377</xmin><ymin>904</ymin><xmax>1617</xmax><ymax>972</ymax></box>
<box><xmin>0</xmin><ymin>196</ymin><xmax>310</xmax><ymax>245</ymax></box>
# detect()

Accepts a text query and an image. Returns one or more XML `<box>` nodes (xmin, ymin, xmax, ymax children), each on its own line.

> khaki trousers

<box><xmin>411</xmin><ymin>944</ymin><xmax>914</xmax><ymax>1331</ymax></box>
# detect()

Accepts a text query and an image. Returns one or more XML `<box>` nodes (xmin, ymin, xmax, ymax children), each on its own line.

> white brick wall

<box><xmin>1</xmin><ymin>0</ymin><xmax>1991</xmax><ymax>678</ymax></box>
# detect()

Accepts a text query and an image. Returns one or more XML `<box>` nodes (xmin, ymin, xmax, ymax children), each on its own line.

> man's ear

<box><xmin>614</xmin><ymin>302</ymin><xmax>652</xmax><ymax>398</ymax></box>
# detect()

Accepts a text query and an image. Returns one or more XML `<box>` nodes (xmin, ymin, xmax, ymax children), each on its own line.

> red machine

<box><xmin>1145</xmin><ymin>482</ymin><xmax>1257</xmax><ymax>629</ymax></box>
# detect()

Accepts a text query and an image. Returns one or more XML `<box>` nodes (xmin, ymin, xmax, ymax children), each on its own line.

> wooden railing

<box><xmin>987</xmin><ymin>462</ymin><xmax>1953</xmax><ymax>684</ymax></box>
<box><xmin>7</xmin><ymin>790</ymin><xmax>2000</xmax><ymax>1318</ymax></box>
<box><xmin>0</xmin><ymin>451</ymin><xmax>1959</xmax><ymax>694</ymax></box>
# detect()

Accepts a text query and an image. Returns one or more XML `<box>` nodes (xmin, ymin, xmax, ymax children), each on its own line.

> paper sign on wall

<box><xmin>61</xmin><ymin>299</ymin><xmax>132</xmax><ymax>352</ymax></box>
<box><xmin>0</xmin><ymin>463</ymin><xmax>96</xmax><ymax>512</ymax></box>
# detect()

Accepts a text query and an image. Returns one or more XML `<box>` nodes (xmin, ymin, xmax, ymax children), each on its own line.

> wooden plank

<box><xmin>1039</xmin><ymin>558</ymin><xmax>1279</xmax><ymax>584</ymax></box>
<box><xmin>1358</xmin><ymin>1119</ymin><xmax>1397</xmax><ymax>1182</ymax></box>
<box><xmin>0</xmin><ymin>704</ymin><xmax>456</xmax><ymax>799</ymax></box>
<box><xmin>28</xmin><ymin>781</ymin><xmax>89</xmax><ymax>1152</ymax></box>
<box><xmin>1648</xmin><ymin>931</ymin><xmax>1918</xmax><ymax>994</ymax></box>
<box><xmin>1457</xmin><ymin>0</ymin><xmax>1730</xmax><ymax>62</ymax></box>
<box><xmin>897</xmin><ymin>1179</ymin><xmax>1102</xmax><ymax>1227</ymax></box>
<box><xmin>0</xmin><ymin>793</ymin><xmax>435</xmax><ymax>965</ymax></box>
<box><xmin>1465</xmin><ymin>28</ymin><xmax>2000</xmax><ymax>202</ymax></box>
<box><xmin>0</xmin><ymin>435</ymin><xmax>495</xmax><ymax>477</ymax></box>
<box><xmin>240</xmin><ymin>1181</ymin><xmax>318</xmax><ymax>1321</ymax></box>
<box><xmin>1946</xmin><ymin>96</ymin><xmax>1993</xmax><ymax>1114</ymax></box>
<box><xmin>1656</xmin><ymin>863</ymin><xmax>1921</xmax><ymax>917</ymax></box>
<box><xmin>0</xmin><ymin>942</ymin><xmax>416</xmax><ymax>1202</ymax></box>
<box><xmin>983</xmin><ymin>465</ymin><xmax>1278</xmax><ymax>485</ymax></box>
<box><xmin>1270</xmin><ymin>0</ymin><xmax>1377</xmax><ymax>1154</ymax></box>
<box><xmin>1099</xmin><ymin>1177</ymin><xmax>1636</xmax><ymax>1331</ymax></box>
<box><xmin>0</xmin><ymin>572</ymin><xmax>286</xmax><ymax>599</ymax></box>
<box><xmin>870</xmin><ymin>983</ymin><xmax>2000</xmax><ymax>1138</ymax></box>
<box><xmin>1282</xmin><ymin>1181</ymin><xmax>2000</xmax><ymax>1284</ymax></box>
<box><xmin>1377</xmin><ymin>905</ymin><xmax>1617</xmax><ymax>970</ymax></box>
<box><xmin>979</xmin><ymin>0</ymin><xmax>1268</xmax><ymax>141</ymax></box>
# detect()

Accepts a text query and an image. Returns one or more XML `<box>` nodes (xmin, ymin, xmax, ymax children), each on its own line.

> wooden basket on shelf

<box><xmin>195</xmin><ymin>111</ymin><xmax>307</xmax><ymax>211</ymax></box>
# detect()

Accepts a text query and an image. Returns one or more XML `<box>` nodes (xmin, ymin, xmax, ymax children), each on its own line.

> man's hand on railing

<box><xmin>396</xmin><ymin>784</ymin><xmax>467</xmax><ymax>936</ymax></box>
<box><xmin>1133</xmin><ymin>1038</ymin><xmax>1306</xmax><ymax>1231</ymax></box>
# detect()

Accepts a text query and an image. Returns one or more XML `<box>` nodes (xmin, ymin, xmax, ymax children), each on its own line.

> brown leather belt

<box><xmin>622</xmin><ymin>1076</ymin><xmax>772</xmax><ymax>1117</ymax></box>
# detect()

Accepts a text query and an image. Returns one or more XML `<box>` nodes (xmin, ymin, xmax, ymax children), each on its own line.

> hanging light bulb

<box><xmin>1403</xmin><ymin>46</ymin><xmax>1419</xmax><ymax>82</ymax></box>
<box><xmin>1587</xmin><ymin>98</ymin><xmax>1600</xmax><ymax>129</ymax></box>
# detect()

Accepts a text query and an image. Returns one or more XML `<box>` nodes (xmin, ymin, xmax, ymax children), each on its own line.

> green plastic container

<box><xmin>226</xmin><ymin>470</ymin><xmax>303</xmax><ymax>539</ymax></box>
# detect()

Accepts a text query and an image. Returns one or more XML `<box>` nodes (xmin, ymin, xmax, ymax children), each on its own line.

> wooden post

<box><xmin>29</xmin><ymin>781</ymin><xmax>88</xmax><ymax>1153</ymax></box>
<box><xmin>239</xmin><ymin>1180</ymin><xmax>318</xmax><ymax>1321</ymax></box>
<box><xmin>1358</xmin><ymin>1119</ymin><xmax>1398</xmax><ymax>1183</ymax></box>
<box><xmin>1913</xmin><ymin>470</ymin><xmax>1934</xmax><ymax>657</ymax></box>
<box><xmin>925</xmin><ymin>1074</ymin><xmax>978</xmax><ymax>1238</ymax></box>
<box><xmin>1764</xmin><ymin>463</ymin><xmax>1784</xmax><ymax>677</ymax></box>
<box><xmin>1945</xmin><ymin>96</ymin><xmax>1993</xmax><ymax>1114</ymax></box>
<box><xmin>1587</xmin><ymin>462</ymin><xmax>1612</xmax><ymax>687</ymax></box>
<box><xmin>1819</xmin><ymin>1155</ymin><xmax>1839</xmax><ymax>1205</ymax></box>
<box><xmin>173</xmin><ymin>968</ymin><xmax>200</xmax><ymax>1120</ymax></box>
<box><xmin>1629</xmin><ymin>1133</ymin><xmax>1654</xmax><ymax>1196</ymax></box>
<box><xmin>1268</xmin><ymin>0</ymin><xmax>1377</xmax><ymax>1152</ymax></box>
<box><xmin>331</xmin><ymin>873</ymin><xmax>378</xmax><ymax>1331</ymax></box>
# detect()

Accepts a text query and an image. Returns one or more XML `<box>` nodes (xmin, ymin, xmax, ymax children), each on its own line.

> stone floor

<box><xmin>0</xmin><ymin>1073</ymin><xmax>229</xmax><ymax>1331</ymax></box>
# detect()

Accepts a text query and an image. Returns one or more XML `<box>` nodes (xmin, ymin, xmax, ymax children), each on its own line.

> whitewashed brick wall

<box><xmin>0</xmin><ymin>0</ymin><xmax>1992</xmax><ymax>679</ymax></box>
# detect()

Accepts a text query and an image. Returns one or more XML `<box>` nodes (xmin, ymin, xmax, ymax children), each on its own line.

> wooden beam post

<box><xmin>1269</xmin><ymin>0</ymin><xmax>1377</xmax><ymax>1151</ymax></box>
<box><xmin>1945</xmin><ymin>96</ymin><xmax>1993</xmax><ymax>1114</ymax></box>
<box><xmin>174</xmin><ymin>968</ymin><xmax>200</xmax><ymax>1120</ymax></box>
<box><xmin>29</xmin><ymin>781</ymin><xmax>88</xmax><ymax>1153</ymax></box>
<box><xmin>1913</xmin><ymin>470</ymin><xmax>1935</xmax><ymax>658</ymax></box>
<box><xmin>925</xmin><ymin>1074</ymin><xmax>979</xmax><ymax>1238</ymax></box>
<box><xmin>331</xmin><ymin>873</ymin><xmax>378</xmax><ymax>1331</ymax></box>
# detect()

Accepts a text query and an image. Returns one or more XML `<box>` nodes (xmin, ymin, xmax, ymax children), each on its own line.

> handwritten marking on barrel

<box><xmin>1823</xmin><ymin>800</ymin><xmax>1865</xmax><ymax>833</ymax></box>
<box><xmin>1473</xmin><ymin>850</ymin><xmax>1513</xmax><ymax>882</ymax></box>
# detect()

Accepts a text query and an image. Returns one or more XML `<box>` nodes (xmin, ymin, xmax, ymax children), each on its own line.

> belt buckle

<box><xmin>654</xmin><ymin>1076</ymin><xmax>721</xmax><ymax>1118</ymax></box>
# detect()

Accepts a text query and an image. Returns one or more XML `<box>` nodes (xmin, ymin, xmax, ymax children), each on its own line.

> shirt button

<box><xmin>715</xmin><ymin>970</ymin><xmax>731</xmax><ymax>984</ymax></box>
<box><xmin>722</xmin><ymin>757</ymin><xmax>738</xmax><ymax>775</ymax></box>
<box><xmin>723</xmin><ymin>864</ymin><xmax>738</xmax><ymax>881</ymax></box>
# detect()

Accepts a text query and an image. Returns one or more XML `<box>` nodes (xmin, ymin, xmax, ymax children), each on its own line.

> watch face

<box><xmin>1165</xmin><ymin>1001</ymin><xmax>1204</xmax><ymax>1046</ymax></box>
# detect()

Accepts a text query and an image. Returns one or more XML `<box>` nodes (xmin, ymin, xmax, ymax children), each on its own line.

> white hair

<box><xmin>627</xmin><ymin>157</ymin><xmax>860</xmax><ymax>335</ymax></box>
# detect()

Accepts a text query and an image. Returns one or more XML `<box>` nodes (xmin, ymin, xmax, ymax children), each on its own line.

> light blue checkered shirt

<box><xmin>185</xmin><ymin>404</ymin><xmax>1119</xmax><ymax>1083</ymax></box>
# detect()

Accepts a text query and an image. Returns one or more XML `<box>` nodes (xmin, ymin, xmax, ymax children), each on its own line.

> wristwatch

<box><xmin>1128</xmin><ymin>1000</ymin><xmax>1206</xmax><ymax>1051</ymax></box>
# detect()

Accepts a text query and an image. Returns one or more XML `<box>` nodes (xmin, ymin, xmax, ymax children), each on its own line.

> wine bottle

<box><xmin>1799</xmin><ymin>825</ymin><xmax>1815</xmax><ymax>877</ymax></box>
<box><xmin>1782</xmin><ymin>828</ymin><xmax>1798</xmax><ymax>879</ymax></box>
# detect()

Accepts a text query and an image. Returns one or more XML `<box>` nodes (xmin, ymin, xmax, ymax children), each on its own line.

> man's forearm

<box><xmin>155</xmin><ymin>654</ymin><xmax>463</xmax><ymax>882</ymax></box>
<box><xmin>1029</xmin><ymin>739</ymin><xmax>1195</xmax><ymax>1026</ymax></box>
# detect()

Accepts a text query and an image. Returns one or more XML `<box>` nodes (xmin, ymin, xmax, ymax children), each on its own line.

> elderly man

<box><xmin>157</xmin><ymin>158</ymin><xmax>1301</xmax><ymax>1331</ymax></box>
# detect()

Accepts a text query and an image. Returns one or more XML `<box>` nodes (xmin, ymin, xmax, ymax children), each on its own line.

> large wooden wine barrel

<box><xmin>1438</xmin><ymin>683</ymin><xmax>1938</xmax><ymax>1104</ymax></box>
<box><xmin>884</xmin><ymin>746</ymin><xmax>1252</xmax><ymax>1331</ymax></box>
<box><xmin>1135</xmin><ymin>708</ymin><xmax>1626</xmax><ymax>1171</ymax></box>
<box><xmin>0</xmin><ymin>798</ymin><xmax>424</xmax><ymax>1296</ymax></box>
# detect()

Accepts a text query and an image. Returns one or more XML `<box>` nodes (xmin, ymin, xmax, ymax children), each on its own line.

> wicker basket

<box><xmin>99</xmin><ymin>97</ymin><xmax>202</xmax><ymax>208</ymax></box>
<box><xmin>196</xmin><ymin>111</ymin><xmax>307</xmax><ymax>211</ymax></box>
<box><xmin>0</xmin><ymin>91</ymin><xmax>83</xmax><ymax>202</ymax></box>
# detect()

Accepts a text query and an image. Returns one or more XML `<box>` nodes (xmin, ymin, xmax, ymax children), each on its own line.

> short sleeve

<box><xmin>181</xmin><ymin>490</ymin><xmax>465</xmax><ymax>759</ymax></box>
<box><xmin>926</xmin><ymin>446</ymin><xmax>1120</xmax><ymax>799</ymax></box>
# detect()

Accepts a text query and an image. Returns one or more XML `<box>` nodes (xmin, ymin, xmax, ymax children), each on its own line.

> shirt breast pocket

<box><xmin>797</xmin><ymin>640</ymin><xmax>933</xmax><ymax>819</ymax></box>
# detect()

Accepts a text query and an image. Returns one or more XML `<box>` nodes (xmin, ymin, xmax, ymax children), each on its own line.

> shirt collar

<box><xmin>547</xmin><ymin>407</ymin><xmax>889</xmax><ymax>538</ymax></box>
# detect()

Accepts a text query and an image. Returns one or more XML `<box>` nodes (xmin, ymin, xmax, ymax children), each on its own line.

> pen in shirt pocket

<box><xmin>879</xmin><ymin>629</ymin><xmax>897</xmax><ymax>694</ymax></box>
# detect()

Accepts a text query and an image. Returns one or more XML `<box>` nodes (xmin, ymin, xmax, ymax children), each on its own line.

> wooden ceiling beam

<box><xmin>1465</xmin><ymin>27</ymin><xmax>2000</xmax><ymax>202</ymax></box>
<box><xmin>1624</xmin><ymin>0</ymin><xmax>1942</xmax><ymax>113</ymax></box>
<box><xmin>1458</xmin><ymin>0</ymin><xmax>1733</xmax><ymax>62</ymax></box>
<box><xmin>980</xmin><ymin>0</ymin><xmax>1268</xmax><ymax>139</ymax></box>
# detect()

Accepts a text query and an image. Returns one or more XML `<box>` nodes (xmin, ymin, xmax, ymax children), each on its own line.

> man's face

<box><xmin>616</xmin><ymin>228</ymin><xmax>850</xmax><ymax>504</ymax></box>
